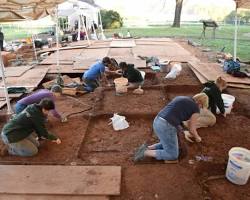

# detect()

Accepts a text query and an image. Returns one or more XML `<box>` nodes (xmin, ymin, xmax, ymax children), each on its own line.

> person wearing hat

<box><xmin>1</xmin><ymin>98</ymin><xmax>62</xmax><ymax>157</ymax></box>
<box><xmin>82</xmin><ymin>56</ymin><xmax>113</xmax><ymax>92</ymax></box>
<box><xmin>14</xmin><ymin>85</ymin><xmax>67</xmax><ymax>122</ymax></box>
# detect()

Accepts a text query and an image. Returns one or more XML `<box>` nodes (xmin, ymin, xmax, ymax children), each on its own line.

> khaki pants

<box><xmin>196</xmin><ymin>108</ymin><xmax>216</xmax><ymax>129</ymax></box>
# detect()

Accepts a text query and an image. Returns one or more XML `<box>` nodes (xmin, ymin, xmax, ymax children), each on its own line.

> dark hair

<box><xmin>102</xmin><ymin>57</ymin><xmax>111</xmax><ymax>66</ymax></box>
<box><xmin>119</xmin><ymin>62</ymin><xmax>128</xmax><ymax>69</ymax></box>
<box><xmin>38</xmin><ymin>98</ymin><xmax>55</xmax><ymax>110</ymax></box>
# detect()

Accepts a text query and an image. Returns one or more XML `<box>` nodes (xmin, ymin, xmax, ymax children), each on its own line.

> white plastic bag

<box><xmin>109</xmin><ymin>113</ymin><xmax>129</xmax><ymax>131</ymax></box>
<box><xmin>165</xmin><ymin>63</ymin><xmax>182</xmax><ymax>79</ymax></box>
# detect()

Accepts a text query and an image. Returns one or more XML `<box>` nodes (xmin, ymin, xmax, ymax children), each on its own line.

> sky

<box><xmin>95</xmin><ymin>0</ymin><xmax>236</xmax><ymax>25</ymax></box>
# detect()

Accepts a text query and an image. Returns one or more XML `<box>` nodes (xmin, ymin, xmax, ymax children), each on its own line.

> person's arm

<box><xmin>188</xmin><ymin>113</ymin><xmax>201</xmax><ymax>142</ymax></box>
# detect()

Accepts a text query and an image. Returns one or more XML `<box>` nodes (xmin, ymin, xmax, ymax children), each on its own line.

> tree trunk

<box><xmin>172</xmin><ymin>0</ymin><xmax>184</xmax><ymax>27</ymax></box>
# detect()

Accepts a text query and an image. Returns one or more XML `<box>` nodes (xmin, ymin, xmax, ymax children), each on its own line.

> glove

<box><xmin>52</xmin><ymin>138</ymin><xmax>61</xmax><ymax>144</ymax></box>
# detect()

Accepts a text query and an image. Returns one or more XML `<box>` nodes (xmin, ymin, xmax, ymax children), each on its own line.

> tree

<box><xmin>172</xmin><ymin>0</ymin><xmax>184</xmax><ymax>27</ymax></box>
<box><xmin>100</xmin><ymin>10</ymin><xmax>123</xmax><ymax>29</ymax></box>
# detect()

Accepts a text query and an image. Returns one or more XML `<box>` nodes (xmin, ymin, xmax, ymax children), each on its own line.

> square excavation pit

<box><xmin>0</xmin><ymin>116</ymin><xmax>89</xmax><ymax>164</ymax></box>
<box><xmin>79</xmin><ymin>115</ymin><xmax>157</xmax><ymax>165</ymax></box>
<box><xmin>98</xmin><ymin>88</ymin><xmax>167</xmax><ymax>115</ymax></box>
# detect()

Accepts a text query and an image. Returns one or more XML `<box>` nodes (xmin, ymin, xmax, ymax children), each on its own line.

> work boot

<box><xmin>134</xmin><ymin>143</ymin><xmax>148</xmax><ymax>162</ymax></box>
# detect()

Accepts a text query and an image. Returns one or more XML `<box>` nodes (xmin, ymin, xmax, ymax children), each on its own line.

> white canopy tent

<box><xmin>0</xmin><ymin>0</ymin><xmax>67</xmax><ymax>114</ymax></box>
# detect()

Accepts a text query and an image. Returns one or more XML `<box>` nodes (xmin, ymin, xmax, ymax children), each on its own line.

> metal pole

<box><xmin>31</xmin><ymin>34</ymin><xmax>38</xmax><ymax>63</ymax></box>
<box><xmin>80</xmin><ymin>15</ymin><xmax>90</xmax><ymax>45</ymax></box>
<box><xmin>98</xmin><ymin>10</ymin><xmax>105</xmax><ymax>40</ymax></box>
<box><xmin>77</xmin><ymin>13</ymin><xmax>81</xmax><ymax>41</ymax></box>
<box><xmin>233</xmin><ymin>8</ymin><xmax>238</xmax><ymax>61</ymax></box>
<box><xmin>0</xmin><ymin>50</ymin><xmax>13</xmax><ymax>114</ymax></box>
<box><xmin>55</xmin><ymin>6</ymin><xmax>60</xmax><ymax>73</ymax></box>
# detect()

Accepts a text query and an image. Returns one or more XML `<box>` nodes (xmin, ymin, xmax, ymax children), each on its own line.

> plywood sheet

<box><xmin>189</xmin><ymin>65</ymin><xmax>208</xmax><ymax>84</ymax></box>
<box><xmin>0</xmin><ymin>99</ymin><xmax>7</xmax><ymax>109</ymax></box>
<box><xmin>110</xmin><ymin>39</ymin><xmax>136</xmax><ymax>47</ymax></box>
<box><xmin>0</xmin><ymin>194</ymin><xmax>109</xmax><ymax>200</ymax></box>
<box><xmin>108</xmin><ymin>48</ymin><xmax>133</xmax><ymax>57</ymax></box>
<box><xmin>112</xmin><ymin>56</ymin><xmax>146</xmax><ymax>68</ymax></box>
<box><xmin>0</xmin><ymin>68</ymin><xmax>48</xmax><ymax>88</ymax></box>
<box><xmin>36</xmin><ymin>65</ymin><xmax>83</xmax><ymax>74</ymax></box>
<box><xmin>0</xmin><ymin>165</ymin><xmax>121</xmax><ymax>195</ymax></box>
<box><xmin>0</xmin><ymin>66</ymin><xmax>33</xmax><ymax>77</ymax></box>
<box><xmin>190</xmin><ymin>61</ymin><xmax>250</xmax><ymax>85</ymax></box>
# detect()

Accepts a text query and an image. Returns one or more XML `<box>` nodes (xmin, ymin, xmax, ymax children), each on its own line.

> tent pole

<box><xmin>55</xmin><ymin>6</ymin><xmax>60</xmax><ymax>73</ymax></box>
<box><xmin>77</xmin><ymin>12</ymin><xmax>81</xmax><ymax>41</ymax></box>
<box><xmin>98</xmin><ymin>10</ymin><xmax>105</xmax><ymax>40</ymax></box>
<box><xmin>31</xmin><ymin>34</ymin><xmax>38</xmax><ymax>63</ymax></box>
<box><xmin>233</xmin><ymin>8</ymin><xmax>238</xmax><ymax>61</ymax></box>
<box><xmin>81</xmin><ymin>15</ymin><xmax>90</xmax><ymax>45</ymax></box>
<box><xmin>0</xmin><ymin>50</ymin><xmax>13</xmax><ymax>114</ymax></box>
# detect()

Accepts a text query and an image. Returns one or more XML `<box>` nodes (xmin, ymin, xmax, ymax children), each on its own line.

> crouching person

<box><xmin>134</xmin><ymin>93</ymin><xmax>208</xmax><ymax>162</ymax></box>
<box><xmin>1</xmin><ymin>98</ymin><xmax>61</xmax><ymax>157</ymax></box>
<box><xmin>119</xmin><ymin>62</ymin><xmax>144</xmax><ymax>88</ymax></box>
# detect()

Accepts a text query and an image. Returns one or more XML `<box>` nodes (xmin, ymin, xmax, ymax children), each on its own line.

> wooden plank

<box><xmin>0</xmin><ymin>90</ymin><xmax>23</xmax><ymax>98</ymax></box>
<box><xmin>0</xmin><ymin>194</ymin><xmax>109</xmax><ymax>200</ymax></box>
<box><xmin>0</xmin><ymin>66</ymin><xmax>33</xmax><ymax>77</ymax></box>
<box><xmin>112</xmin><ymin>56</ymin><xmax>146</xmax><ymax>68</ymax></box>
<box><xmin>110</xmin><ymin>39</ymin><xmax>136</xmax><ymax>47</ymax></box>
<box><xmin>0</xmin><ymin>165</ymin><xmax>121</xmax><ymax>195</ymax></box>
<box><xmin>189</xmin><ymin>64</ymin><xmax>208</xmax><ymax>84</ymax></box>
<box><xmin>36</xmin><ymin>65</ymin><xmax>83</xmax><ymax>74</ymax></box>
<box><xmin>0</xmin><ymin>100</ymin><xmax>7</xmax><ymax>109</ymax></box>
<box><xmin>228</xmin><ymin>83</ymin><xmax>250</xmax><ymax>89</ymax></box>
<box><xmin>190</xmin><ymin>61</ymin><xmax>250</xmax><ymax>85</ymax></box>
<box><xmin>0</xmin><ymin>68</ymin><xmax>48</xmax><ymax>88</ymax></box>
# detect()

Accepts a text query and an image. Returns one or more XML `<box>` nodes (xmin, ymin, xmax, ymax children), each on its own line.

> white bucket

<box><xmin>114</xmin><ymin>77</ymin><xmax>128</xmax><ymax>95</ymax></box>
<box><xmin>226</xmin><ymin>147</ymin><xmax>250</xmax><ymax>185</ymax></box>
<box><xmin>216</xmin><ymin>94</ymin><xmax>236</xmax><ymax>114</ymax></box>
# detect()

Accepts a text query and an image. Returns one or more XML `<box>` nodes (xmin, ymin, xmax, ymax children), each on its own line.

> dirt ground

<box><xmin>0</xmin><ymin>39</ymin><xmax>250</xmax><ymax>199</ymax></box>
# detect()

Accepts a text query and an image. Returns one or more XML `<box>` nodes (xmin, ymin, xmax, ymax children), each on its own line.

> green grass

<box><xmin>1</xmin><ymin>24</ymin><xmax>250</xmax><ymax>60</ymax></box>
<box><xmin>104</xmin><ymin>25</ymin><xmax>250</xmax><ymax>60</ymax></box>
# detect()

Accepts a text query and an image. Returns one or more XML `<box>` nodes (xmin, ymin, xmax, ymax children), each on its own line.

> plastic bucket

<box><xmin>114</xmin><ymin>77</ymin><xmax>128</xmax><ymax>95</ymax></box>
<box><xmin>226</xmin><ymin>147</ymin><xmax>250</xmax><ymax>185</ymax></box>
<box><xmin>216</xmin><ymin>94</ymin><xmax>236</xmax><ymax>114</ymax></box>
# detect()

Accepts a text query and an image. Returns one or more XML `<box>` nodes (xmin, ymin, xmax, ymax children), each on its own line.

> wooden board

<box><xmin>0</xmin><ymin>66</ymin><xmax>33</xmax><ymax>77</ymax></box>
<box><xmin>0</xmin><ymin>68</ymin><xmax>48</xmax><ymax>88</ymax></box>
<box><xmin>0</xmin><ymin>165</ymin><xmax>121</xmax><ymax>195</ymax></box>
<box><xmin>36</xmin><ymin>65</ymin><xmax>83</xmax><ymax>74</ymax></box>
<box><xmin>0</xmin><ymin>99</ymin><xmax>8</xmax><ymax>109</ymax></box>
<box><xmin>0</xmin><ymin>90</ymin><xmax>23</xmax><ymax>98</ymax></box>
<box><xmin>0</xmin><ymin>194</ymin><xmax>109</xmax><ymax>200</ymax></box>
<box><xmin>188</xmin><ymin>64</ymin><xmax>208</xmax><ymax>84</ymax></box>
<box><xmin>110</xmin><ymin>39</ymin><xmax>136</xmax><ymax>47</ymax></box>
<box><xmin>190</xmin><ymin>61</ymin><xmax>250</xmax><ymax>85</ymax></box>
<box><xmin>112</xmin><ymin>56</ymin><xmax>146</xmax><ymax>68</ymax></box>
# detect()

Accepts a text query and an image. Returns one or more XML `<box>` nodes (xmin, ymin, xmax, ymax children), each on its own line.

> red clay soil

<box><xmin>0</xmin><ymin>39</ymin><xmax>250</xmax><ymax>200</ymax></box>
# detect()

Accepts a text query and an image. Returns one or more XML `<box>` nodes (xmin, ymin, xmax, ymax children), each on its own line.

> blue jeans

<box><xmin>152</xmin><ymin>116</ymin><xmax>179</xmax><ymax>160</ymax></box>
<box><xmin>15</xmin><ymin>103</ymin><xmax>27</xmax><ymax>114</ymax></box>
<box><xmin>83</xmin><ymin>78</ymin><xmax>99</xmax><ymax>92</ymax></box>
<box><xmin>1</xmin><ymin>132</ymin><xmax>39</xmax><ymax>157</ymax></box>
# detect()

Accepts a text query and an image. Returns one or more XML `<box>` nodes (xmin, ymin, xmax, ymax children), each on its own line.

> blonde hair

<box><xmin>193</xmin><ymin>93</ymin><xmax>208</xmax><ymax>108</ymax></box>
<box><xmin>216</xmin><ymin>76</ymin><xmax>227</xmax><ymax>90</ymax></box>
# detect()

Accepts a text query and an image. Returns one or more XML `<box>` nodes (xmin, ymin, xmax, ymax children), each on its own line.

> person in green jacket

<box><xmin>118</xmin><ymin>62</ymin><xmax>144</xmax><ymax>88</ymax></box>
<box><xmin>1</xmin><ymin>98</ymin><xmax>61</xmax><ymax>157</ymax></box>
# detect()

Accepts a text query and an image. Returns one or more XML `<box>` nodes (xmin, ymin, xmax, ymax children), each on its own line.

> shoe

<box><xmin>134</xmin><ymin>143</ymin><xmax>147</xmax><ymax>162</ymax></box>
<box><xmin>164</xmin><ymin>160</ymin><xmax>179</xmax><ymax>164</ymax></box>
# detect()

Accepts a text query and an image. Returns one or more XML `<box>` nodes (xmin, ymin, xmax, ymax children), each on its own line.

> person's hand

<box><xmin>61</xmin><ymin>117</ymin><xmax>68</xmax><ymax>123</ymax></box>
<box><xmin>52</xmin><ymin>138</ymin><xmax>61</xmax><ymax>144</ymax></box>
<box><xmin>223</xmin><ymin>112</ymin><xmax>227</xmax><ymax>118</ymax></box>
<box><xmin>107</xmin><ymin>83</ymin><xmax>112</xmax><ymax>87</ymax></box>
<box><xmin>194</xmin><ymin>135</ymin><xmax>202</xmax><ymax>143</ymax></box>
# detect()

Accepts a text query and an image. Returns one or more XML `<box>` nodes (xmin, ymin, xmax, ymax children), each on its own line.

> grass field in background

<box><xmin>1</xmin><ymin>24</ymin><xmax>250</xmax><ymax>60</ymax></box>
<box><xmin>104</xmin><ymin>25</ymin><xmax>250</xmax><ymax>60</ymax></box>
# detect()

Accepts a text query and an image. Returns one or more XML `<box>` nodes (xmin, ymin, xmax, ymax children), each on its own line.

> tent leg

<box><xmin>0</xmin><ymin>50</ymin><xmax>13</xmax><ymax>114</ymax></box>
<box><xmin>80</xmin><ymin>15</ymin><xmax>90</xmax><ymax>45</ymax></box>
<box><xmin>32</xmin><ymin>34</ymin><xmax>38</xmax><ymax>63</ymax></box>
<box><xmin>98</xmin><ymin>10</ymin><xmax>106</xmax><ymax>40</ymax></box>
<box><xmin>55</xmin><ymin>6</ymin><xmax>60</xmax><ymax>73</ymax></box>
<box><xmin>233</xmin><ymin>8</ymin><xmax>238</xmax><ymax>61</ymax></box>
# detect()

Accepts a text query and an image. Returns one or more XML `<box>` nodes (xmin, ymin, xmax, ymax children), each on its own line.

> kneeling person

<box><xmin>1</xmin><ymin>98</ymin><xmax>61</xmax><ymax>157</ymax></box>
<box><xmin>119</xmin><ymin>62</ymin><xmax>144</xmax><ymax>88</ymax></box>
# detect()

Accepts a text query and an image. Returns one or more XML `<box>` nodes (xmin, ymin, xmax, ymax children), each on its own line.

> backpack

<box><xmin>223</xmin><ymin>60</ymin><xmax>240</xmax><ymax>74</ymax></box>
